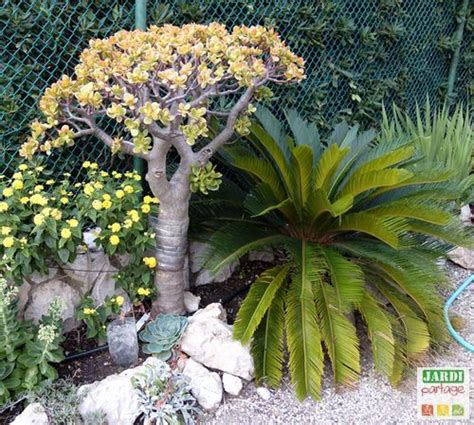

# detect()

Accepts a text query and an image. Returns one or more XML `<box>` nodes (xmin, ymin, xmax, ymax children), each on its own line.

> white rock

<box><xmin>222</xmin><ymin>373</ymin><xmax>243</xmax><ymax>396</ymax></box>
<box><xmin>448</xmin><ymin>247</ymin><xmax>474</xmax><ymax>270</ymax></box>
<box><xmin>17</xmin><ymin>280</ymin><xmax>31</xmax><ymax>316</ymax></box>
<box><xmin>190</xmin><ymin>302</ymin><xmax>227</xmax><ymax>322</ymax></box>
<box><xmin>63</xmin><ymin>251</ymin><xmax>110</xmax><ymax>294</ymax></box>
<box><xmin>182</xmin><ymin>358</ymin><xmax>222</xmax><ymax>411</ymax></box>
<box><xmin>78</xmin><ymin>357</ymin><xmax>160</xmax><ymax>425</ymax></box>
<box><xmin>189</xmin><ymin>241</ymin><xmax>239</xmax><ymax>286</ymax></box>
<box><xmin>83</xmin><ymin>227</ymin><xmax>102</xmax><ymax>252</ymax></box>
<box><xmin>256</xmin><ymin>387</ymin><xmax>271</xmax><ymax>401</ymax></box>
<box><xmin>11</xmin><ymin>403</ymin><xmax>48</xmax><ymax>425</ymax></box>
<box><xmin>180</xmin><ymin>304</ymin><xmax>254</xmax><ymax>380</ymax></box>
<box><xmin>25</xmin><ymin>268</ymin><xmax>59</xmax><ymax>285</ymax></box>
<box><xmin>460</xmin><ymin>205</ymin><xmax>472</xmax><ymax>223</ymax></box>
<box><xmin>184</xmin><ymin>291</ymin><xmax>201</xmax><ymax>313</ymax></box>
<box><xmin>24</xmin><ymin>279</ymin><xmax>82</xmax><ymax>332</ymax></box>
<box><xmin>249</xmin><ymin>248</ymin><xmax>275</xmax><ymax>263</ymax></box>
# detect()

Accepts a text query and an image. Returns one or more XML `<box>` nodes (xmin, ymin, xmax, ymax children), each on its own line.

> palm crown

<box><xmin>197</xmin><ymin>108</ymin><xmax>472</xmax><ymax>400</ymax></box>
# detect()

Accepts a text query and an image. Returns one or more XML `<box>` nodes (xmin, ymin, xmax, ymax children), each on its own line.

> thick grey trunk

<box><xmin>149</xmin><ymin>170</ymin><xmax>191</xmax><ymax>315</ymax></box>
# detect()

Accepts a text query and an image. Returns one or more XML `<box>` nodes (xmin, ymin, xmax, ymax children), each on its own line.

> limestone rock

<box><xmin>24</xmin><ymin>279</ymin><xmax>82</xmax><ymax>332</ymax></box>
<box><xmin>248</xmin><ymin>248</ymin><xmax>275</xmax><ymax>263</ymax></box>
<box><xmin>11</xmin><ymin>403</ymin><xmax>49</xmax><ymax>425</ymax></box>
<box><xmin>256</xmin><ymin>387</ymin><xmax>271</xmax><ymax>401</ymax></box>
<box><xmin>448</xmin><ymin>247</ymin><xmax>474</xmax><ymax>270</ymax></box>
<box><xmin>460</xmin><ymin>205</ymin><xmax>472</xmax><ymax>224</ymax></box>
<box><xmin>180</xmin><ymin>304</ymin><xmax>254</xmax><ymax>380</ymax></box>
<box><xmin>182</xmin><ymin>358</ymin><xmax>223</xmax><ymax>411</ymax></box>
<box><xmin>63</xmin><ymin>251</ymin><xmax>111</xmax><ymax>294</ymax></box>
<box><xmin>222</xmin><ymin>373</ymin><xmax>243</xmax><ymax>396</ymax></box>
<box><xmin>78</xmin><ymin>357</ymin><xmax>160</xmax><ymax>425</ymax></box>
<box><xmin>184</xmin><ymin>291</ymin><xmax>201</xmax><ymax>313</ymax></box>
<box><xmin>189</xmin><ymin>241</ymin><xmax>239</xmax><ymax>286</ymax></box>
<box><xmin>191</xmin><ymin>302</ymin><xmax>227</xmax><ymax>322</ymax></box>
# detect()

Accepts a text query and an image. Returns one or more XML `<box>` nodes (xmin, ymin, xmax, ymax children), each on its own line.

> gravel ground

<box><xmin>201</xmin><ymin>263</ymin><xmax>474</xmax><ymax>425</ymax></box>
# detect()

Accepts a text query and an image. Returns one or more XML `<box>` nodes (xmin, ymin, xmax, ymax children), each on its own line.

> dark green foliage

<box><xmin>196</xmin><ymin>108</ymin><xmax>472</xmax><ymax>400</ymax></box>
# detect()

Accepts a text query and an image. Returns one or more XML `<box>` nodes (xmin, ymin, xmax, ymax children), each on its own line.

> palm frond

<box><xmin>285</xmin><ymin>241</ymin><xmax>324</xmax><ymax>400</ymax></box>
<box><xmin>314</xmin><ymin>281</ymin><xmax>360</xmax><ymax>385</ymax></box>
<box><xmin>357</xmin><ymin>291</ymin><xmax>395</xmax><ymax>379</ymax></box>
<box><xmin>289</xmin><ymin>145</ymin><xmax>314</xmax><ymax>209</ymax></box>
<box><xmin>234</xmin><ymin>264</ymin><xmax>291</xmax><ymax>344</ymax></box>
<box><xmin>315</xmin><ymin>143</ymin><xmax>349</xmax><ymax>192</ymax></box>
<box><xmin>252</xmin><ymin>285</ymin><xmax>287</xmax><ymax>387</ymax></box>
<box><xmin>320</xmin><ymin>247</ymin><xmax>364</xmax><ymax>311</ymax></box>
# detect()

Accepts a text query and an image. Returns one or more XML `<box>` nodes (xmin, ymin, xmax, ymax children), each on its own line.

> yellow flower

<box><xmin>2</xmin><ymin>237</ymin><xmax>14</xmax><ymax>248</ymax></box>
<box><xmin>124</xmin><ymin>219</ymin><xmax>133</xmax><ymax>229</ymax></box>
<box><xmin>3</xmin><ymin>187</ymin><xmax>14</xmax><ymax>197</ymax></box>
<box><xmin>82</xmin><ymin>161</ymin><xmax>91</xmax><ymax>169</ymax></box>
<box><xmin>115</xmin><ymin>295</ymin><xmax>125</xmax><ymax>306</ymax></box>
<box><xmin>61</xmin><ymin>228</ymin><xmax>72</xmax><ymax>239</ymax></box>
<box><xmin>33</xmin><ymin>214</ymin><xmax>45</xmax><ymax>226</ymax></box>
<box><xmin>90</xmin><ymin>163</ymin><xmax>99</xmax><ymax>170</ymax></box>
<box><xmin>20</xmin><ymin>197</ymin><xmax>29</xmax><ymax>204</ymax></box>
<box><xmin>41</xmin><ymin>207</ymin><xmax>51</xmax><ymax>216</ymax></box>
<box><xmin>127</xmin><ymin>210</ymin><xmax>140</xmax><ymax>222</ymax></box>
<box><xmin>1</xmin><ymin>226</ymin><xmax>11</xmax><ymax>235</ymax></box>
<box><xmin>30</xmin><ymin>194</ymin><xmax>48</xmax><ymax>206</ymax></box>
<box><xmin>115</xmin><ymin>190</ymin><xmax>125</xmax><ymax>199</ymax></box>
<box><xmin>123</xmin><ymin>185</ymin><xmax>134</xmax><ymax>194</ymax></box>
<box><xmin>109</xmin><ymin>235</ymin><xmax>120</xmax><ymax>245</ymax></box>
<box><xmin>144</xmin><ymin>195</ymin><xmax>159</xmax><ymax>204</ymax></box>
<box><xmin>12</xmin><ymin>180</ymin><xmax>24</xmax><ymax>190</ymax></box>
<box><xmin>13</xmin><ymin>172</ymin><xmax>22</xmax><ymax>180</ymax></box>
<box><xmin>19</xmin><ymin>237</ymin><xmax>27</xmax><ymax>245</ymax></box>
<box><xmin>143</xmin><ymin>256</ymin><xmax>157</xmax><ymax>268</ymax></box>
<box><xmin>102</xmin><ymin>199</ymin><xmax>112</xmax><ymax>209</ymax></box>
<box><xmin>60</xmin><ymin>197</ymin><xmax>69</xmax><ymax>204</ymax></box>
<box><xmin>133</xmin><ymin>175</ymin><xmax>141</xmax><ymax>181</ymax></box>
<box><xmin>102</xmin><ymin>194</ymin><xmax>111</xmax><ymax>201</ymax></box>
<box><xmin>19</xmin><ymin>164</ymin><xmax>28</xmax><ymax>171</ymax></box>
<box><xmin>83</xmin><ymin>184</ymin><xmax>94</xmax><ymax>196</ymax></box>
<box><xmin>46</xmin><ymin>179</ymin><xmax>55</xmax><ymax>185</ymax></box>
<box><xmin>67</xmin><ymin>218</ymin><xmax>79</xmax><ymax>228</ymax></box>
<box><xmin>92</xmin><ymin>200</ymin><xmax>102</xmax><ymax>210</ymax></box>
<box><xmin>51</xmin><ymin>209</ymin><xmax>62</xmax><ymax>220</ymax></box>
<box><xmin>83</xmin><ymin>307</ymin><xmax>96</xmax><ymax>315</ymax></box>
<box><xmin>93</xmin><ymin>182</ymin><xmax>104</xmax><ymax>190</ymax></box>
<box><xmin>137</xmin><ymin>287</ymin><xmax>151</xmax><ymax>296</ymax></box>
<box><xmin>34</xmin><ymin>185</ymin><xmax>44</xmax><ymax>193</ymax></box>
<box><xmin>141</xmin><ymin>204</ymin><xmax>151</xmax><ymax>214</ymax></box>
<box><xmin>0</xmin><ymin>202</ymin><xmax>8</xmax><ymax>212</ymax></box>
<box><xmin>110</xmin><ymin>222</ymin><xmax>121</xmax><ymax>233</ymax></box>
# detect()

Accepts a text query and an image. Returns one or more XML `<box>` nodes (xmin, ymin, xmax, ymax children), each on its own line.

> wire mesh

<box><xmin>0</xmin><ymin>0</ymin><xmax>471</xmax><ymax>180</ymax></box>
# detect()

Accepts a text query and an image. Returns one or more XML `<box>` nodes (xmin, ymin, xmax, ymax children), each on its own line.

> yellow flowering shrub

<box><xmin>0</xmin><ymin>162</ymin><xmax>83</xmax><ymax>281</ymax></box>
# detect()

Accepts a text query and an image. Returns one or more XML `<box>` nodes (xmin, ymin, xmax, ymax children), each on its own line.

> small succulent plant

<box><xmin>189</xmin><ymin>163</ymin><xmax>223</xmax><ymax>195</ymax></box>
<box><xmin>132</xmin><ymin>361</ymin><xmax>199</xmax><ymax>425</ymax></box>
<box><xmin>139</xmin><ymin>315</ymin><xmax>188</xmax><ymax>360</ymax></box>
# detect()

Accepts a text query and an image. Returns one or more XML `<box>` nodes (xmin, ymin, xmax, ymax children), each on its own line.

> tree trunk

<box><xmin>150</xmin><ymin>181</ymin><xmax>190</xmax><ymax>315</ymax></box>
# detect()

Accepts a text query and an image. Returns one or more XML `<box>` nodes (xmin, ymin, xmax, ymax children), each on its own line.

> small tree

<box><xmin>21</xmin><ymin>23</ymin><xmax>304</xmax><ymax>314</ymax></box>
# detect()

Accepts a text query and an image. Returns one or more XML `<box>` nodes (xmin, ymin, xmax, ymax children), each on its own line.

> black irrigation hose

<box><xmin>63</xmin><ymin>344</ymin><xmax>109</xmax><ymax>362</ymax></box>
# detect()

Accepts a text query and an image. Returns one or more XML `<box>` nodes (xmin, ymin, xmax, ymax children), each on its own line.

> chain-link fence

<box><xmin>1</xmin><ymin>0</ymin><xmax>471</xmax><ymax>179</ymax></box>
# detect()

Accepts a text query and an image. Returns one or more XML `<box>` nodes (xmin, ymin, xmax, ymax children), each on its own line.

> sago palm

<box><xmin>196</xmin><ymin>108</ymin><xmax>472</xmax><ymax>400</ymax></box>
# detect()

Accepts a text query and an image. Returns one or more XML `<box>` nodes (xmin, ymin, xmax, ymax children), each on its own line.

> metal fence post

<box><xmin>134</xmin><ymin>0</ymin><xmax>147</xmax><ymax>179</ymax></box>
<box><xmin>446</xmin><ymin>0</ymin><xmax>469</xmax><ymax>107</ymax></box>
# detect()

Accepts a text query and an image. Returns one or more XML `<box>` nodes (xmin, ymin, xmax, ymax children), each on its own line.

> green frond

<box><xmin>338</xmin><ymin>168</ymin><xmax>414</xmax><ymax>199</ymax></box>
<box><xmin>284</xmin><ymin>109</ymin><xmax>322</xmax><ymax>157</ymax></box>
<box><xmin>329</xmin><ymin>213</ymin><xmax>407</xmax><ymax>248</ymax></box>
<box><xmin>285</xmin><ymin>241</ymin><xmax>324</xmax><ymax>400</ymax></box>
<box><xmin>357</xmin><ymin>291</ymin><xmax>395</xmax><ymax>379</ymax></box>
<box><xmin>252</xmin><ymin>285</ymin><xmax>286</xmax><ymax>387</ymax></box>
<box><xmin>202</xmin><ymin>223</ymin><xmax>286</xmax><ymax>273</ymax></box>
<box><xmin>314</xmin><ymin>281</ymin><xmax>360</xmax><ymax>385</ymax></box>
<box><xmin>374</xmin><ymin>282</ymin><xmax>431</xmax><ymax>357</ymax></box>
<box><xmin>254</xmin><ymin>106</ymin><xmax>289</xmax><ymax>159</ymax></box>
<box><xmin>289</xmin><ymin>145</ymin><xmax>314</xmax><ymax>208</ymax></box>
<box><xmin>315</xmin><ymin>144</ymin><xmax>350</xmax><ymax>192</ymax></box>
<box><xmin>408</xmin><ymin>220</ymin><xmax>474</xmax><ymax>248</ymax></box>
<box><xmin>225</xmin><ymin>145</ymin><xmax>286</xmax><ymax>199</ymax></box>
<box><xmin>364</xmin><ymin>199</ymin><xmax>451</xmax><ymax>225</ymax></box>
<box><xmin>306</xmin><ymin>190</ymin><xmax>353</xmax><ymax>225</ymax></box>
<box><xmin>234</xmin><ymin>264</ymin><xmax>291</xmax><ymax>344</ymax></box>
<box><xmin>243</xmin><ymin>182</ymin><xmax>293</xmax><ymax>219</ymax></box>
<box><xmin>320</xmin><ymin>247</ymin><xmax>364</xmax><ymax>311</ymax></box>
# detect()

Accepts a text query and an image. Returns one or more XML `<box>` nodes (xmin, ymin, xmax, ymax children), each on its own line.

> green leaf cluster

<box><xmin>190</xmin><ymin>163</ymin><xmax>223</xmax><ymax>195</ymax></box>
<box><xmin>0</xmin><ymin>278</ymin><xmax>64</xmax><ymax>403</ymax></box>
<box><xmin>195</xmin><ymin>107</ymin><xmax>473</xmax><ymax>400</ymax></box>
